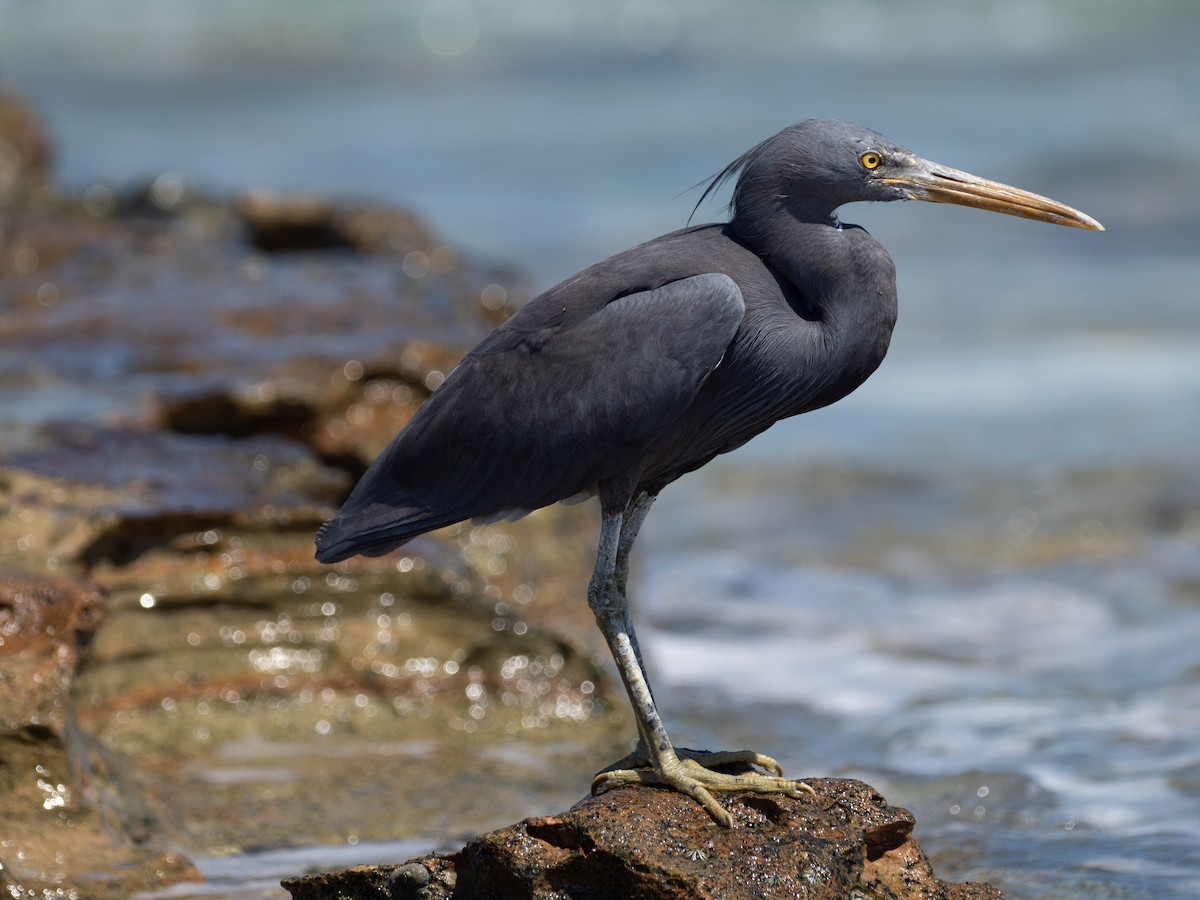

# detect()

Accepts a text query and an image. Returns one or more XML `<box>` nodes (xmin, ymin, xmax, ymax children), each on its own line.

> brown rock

<box><xmin>0</xmin><ymin>577</ymin><xmax>204</xmax><ymax>898</ymax></box>
<box><xmin>282</xmin><ymin>777</ymin><xmax>1001</xmax><ymax>899</ymax></box>
<box><xmin>0</xmin><ymin>88</ymin><xmax>52</xmax><ymax>207</ymax></box>
<box><xmin>0</xmin><ymin>576</ymin><xmax>106</xmax><ymax>730</ymax></box>
<box><xmin>237</xmin><ymin>190</ymin><xmax>444</xmax><ymax>258</ymax></box>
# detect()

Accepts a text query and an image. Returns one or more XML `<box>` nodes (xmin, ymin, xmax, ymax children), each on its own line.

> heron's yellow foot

<box><xmin>592</xmin><ymin>747</ymin><xmax>814</xmax><ymax>828</ymax></box>
<box><xmin>599</xmin><ymin>746</ymin><xmax>790</xmax><ymax>777</ymax></box>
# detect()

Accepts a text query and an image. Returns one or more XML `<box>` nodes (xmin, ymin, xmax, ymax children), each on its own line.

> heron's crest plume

<box><xmin>687</xmin><ymin>134</ymin><xmax>775</xmax><ymax>226</ymax></box>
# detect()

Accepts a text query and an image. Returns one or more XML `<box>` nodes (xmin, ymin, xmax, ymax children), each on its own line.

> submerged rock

<box><xmin>283</xmin><ymin>777</ymin><xmax>1001</xmax><ymax>899</ymax></box>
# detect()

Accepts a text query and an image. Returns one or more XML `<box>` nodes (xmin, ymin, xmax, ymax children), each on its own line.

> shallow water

<box><xmin>643</xmin><ymin>463</ymin><xmax>1200</xmax><ymax>897</ymax></box>
<box><xmin>3</xmin><ymin>2</ymin><xmax>1199</xmax><ymax>896</ymax></box>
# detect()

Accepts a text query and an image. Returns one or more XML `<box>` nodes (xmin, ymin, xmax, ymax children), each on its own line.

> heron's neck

<box><xmin>760</xmin><ymin>215</ymin><xmax>899</xmax><ymax>398</ymax></box>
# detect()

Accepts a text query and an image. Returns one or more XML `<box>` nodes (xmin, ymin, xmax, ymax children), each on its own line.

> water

<box><xmin>3</xmin><ymin>2</ymin><xmax>1199</xmax><ymax>896</ymax></box>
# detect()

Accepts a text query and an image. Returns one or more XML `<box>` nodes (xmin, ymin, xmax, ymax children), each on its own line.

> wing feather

<box><xmin>316</xmin><ymin>272</ymin><xmax>744</xmax><ymax>562</ymax></box>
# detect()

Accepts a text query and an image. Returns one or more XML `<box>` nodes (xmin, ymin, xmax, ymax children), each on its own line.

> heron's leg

<box><xmin>587</xmin><ymin>509</ymin><xmax>812</xmax><ymax>828</ymax></box>
<box><xmin>605</xmin><ymin>494</ymin><xmax>788</xmax><ymax>777</ymax></box>
<box><xmin>597</xmin><ymin>496</ymin><xmax>660</xmax><ymax>767</ymax></box>
<box><xmin>614</xmin><ymin>492</ymin><xmax>656</xmax><ymax>593</ymax></box>
<box><xmin>589</xmin><ymin>510</ymin><xmax>658</xmax><ymax>752</ymax></box>
<box><xmin>606</xmin><ymin>493</ymin><xmax>786</xmax><ymax>777</ymax></box>
<box><xmin>613</xmin><ymin>492</ymin><xmax>656</xmax><ymax>674</ymax></box>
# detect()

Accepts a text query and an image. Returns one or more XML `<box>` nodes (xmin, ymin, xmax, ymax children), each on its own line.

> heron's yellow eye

<box><xmin>860</xmin><ymin>151</ymin><xmax>883</xmax><ymax>171</ymax></box>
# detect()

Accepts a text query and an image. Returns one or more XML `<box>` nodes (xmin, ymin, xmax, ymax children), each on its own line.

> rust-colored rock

<box><xmin>283</xmin><ymin>777</ymin><xmax>1001</xmax><ymax>899</ymax></box>
<box><xmin>0</xmin><ymin>577</ymin><xmax>106</xmax><ymax>730</ymax></box>
<box><xmin>0</xmin><ymin>578</ymin><xmax>203</xmax><ymax>898</ymax></box>
<box><xmin>237</xmin><ymin>189</ymin><xmax>443</xmax><ymax>257</ymax></box>
<box><xmin>0</xmin><ymin>88</ymin><xmax>52</xmax><ymax>206</ymax></box>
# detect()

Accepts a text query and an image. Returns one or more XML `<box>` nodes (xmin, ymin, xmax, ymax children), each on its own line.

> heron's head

<box><xmin>700</xmin><ymin>119</ymin><xmax>1102</xmax><ymax>237</ymax></box>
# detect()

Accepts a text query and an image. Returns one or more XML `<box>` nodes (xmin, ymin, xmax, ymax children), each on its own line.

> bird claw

<box><xmin>679</xmin><ymin>748</ymin><xmax>788</xmax><ymax>778</ymax></box>
<box><xmin>596</xmin><ymin>746</ymin><xmax>787</xmax><ymax>778</ymax></box>
<box><xmin>592</xmin><ymin>747</ymin><xmax>815</xmax><ymax>826</ymax></box>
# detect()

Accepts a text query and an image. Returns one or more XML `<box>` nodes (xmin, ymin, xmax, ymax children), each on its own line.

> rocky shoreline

<box><xmin>0</xmin><ymin>89</ymin><xmax>999</xmax><ymax>898</ymax></box>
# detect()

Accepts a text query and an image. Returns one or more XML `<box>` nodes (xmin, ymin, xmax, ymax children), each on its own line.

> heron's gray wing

<box><xmin>316</xmin><ymin>273</ymin><xmax>744</xmax><ymax>561</ymax></box>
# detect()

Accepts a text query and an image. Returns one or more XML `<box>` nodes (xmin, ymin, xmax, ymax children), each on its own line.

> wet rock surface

<box><xmin>0</xmin><ymin>576</ymin><xmax>105</xmax><ymax>730</ymax></box>
<box><xmin>283</xmin><ymin>777</ymin><xmax>1001</xmax><ymax>899</ymax></box>
<box><xmin>0</xmin><ymin>577</ymin><xmax>203</xmax><ymax>898</ymax></box>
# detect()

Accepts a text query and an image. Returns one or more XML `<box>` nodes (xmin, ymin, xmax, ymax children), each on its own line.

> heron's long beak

<box><xmin>885</xmin><ymin>159</ymin><xmax>1104</xmax><ymax>231</ymax></box>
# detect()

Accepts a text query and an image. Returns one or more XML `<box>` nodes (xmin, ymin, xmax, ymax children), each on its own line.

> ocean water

<box><xmin>2</xmin><ymin>2</ymin><xmax>1199</xmax><ymax>896</ymax></box>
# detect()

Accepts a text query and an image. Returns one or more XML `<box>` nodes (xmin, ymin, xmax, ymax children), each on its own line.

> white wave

<box><xmin>638</xmin><ymin>550</ymin><xmax>1200</xmax><ymax>837</ymax></box>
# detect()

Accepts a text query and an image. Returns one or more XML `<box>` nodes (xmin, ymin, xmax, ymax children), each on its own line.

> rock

<box><xmin>0</xmin><ymin>88</ymin><xmax>52</xmax><ymax>207</ymax></box>
<box><xmin>283</xmin><ymin>777</ymin><xmax>1001</xmax><ymax>899</ymax></box>
<box><xmin>237</xmin><ymin>189</ymin><xmax>442</xmax><ymax>257</ymax></box>
<box><xmin>0</xmin><ymin>576</ymin><xmax>105</xmax><ymax>730</ymax></box>
<box><xmin>0</xmin><ymin>577</ymin><xmax>204</xmax><ymax>898</ymax></box>
<box><xmin>0</xmin><ymin>418</ymin><xmax>618</xmax><ymax>858</ymax></box>
<box><xmin>1</xmin><ymin>422</ymin><xmax>346</xmax><ymax>570</ymax></box>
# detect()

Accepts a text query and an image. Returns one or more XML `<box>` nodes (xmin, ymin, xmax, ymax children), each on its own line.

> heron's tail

<box><xmin>315</xmin><ymin>501</ymin><xmax>466</xmax><ymax>563</ymax></box>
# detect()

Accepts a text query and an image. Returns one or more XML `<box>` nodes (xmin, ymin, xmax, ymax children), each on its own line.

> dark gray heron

<box><xmin>317</xmin><ymin>119</ymin><xmax>1102</xmax><ymax>827</ymax></box>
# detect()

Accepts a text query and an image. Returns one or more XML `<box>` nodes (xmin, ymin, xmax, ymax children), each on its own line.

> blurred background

<box><xmin>2</xmin><ymin>1</ymin><xmax>1198</xmax><ymax>897</ymax></box>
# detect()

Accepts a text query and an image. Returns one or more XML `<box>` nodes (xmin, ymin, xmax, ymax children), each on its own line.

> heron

<box><xmin>316</xmin><ymin>119</ymin><xmax>1102</xmax><ymax>827</ymax></box>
